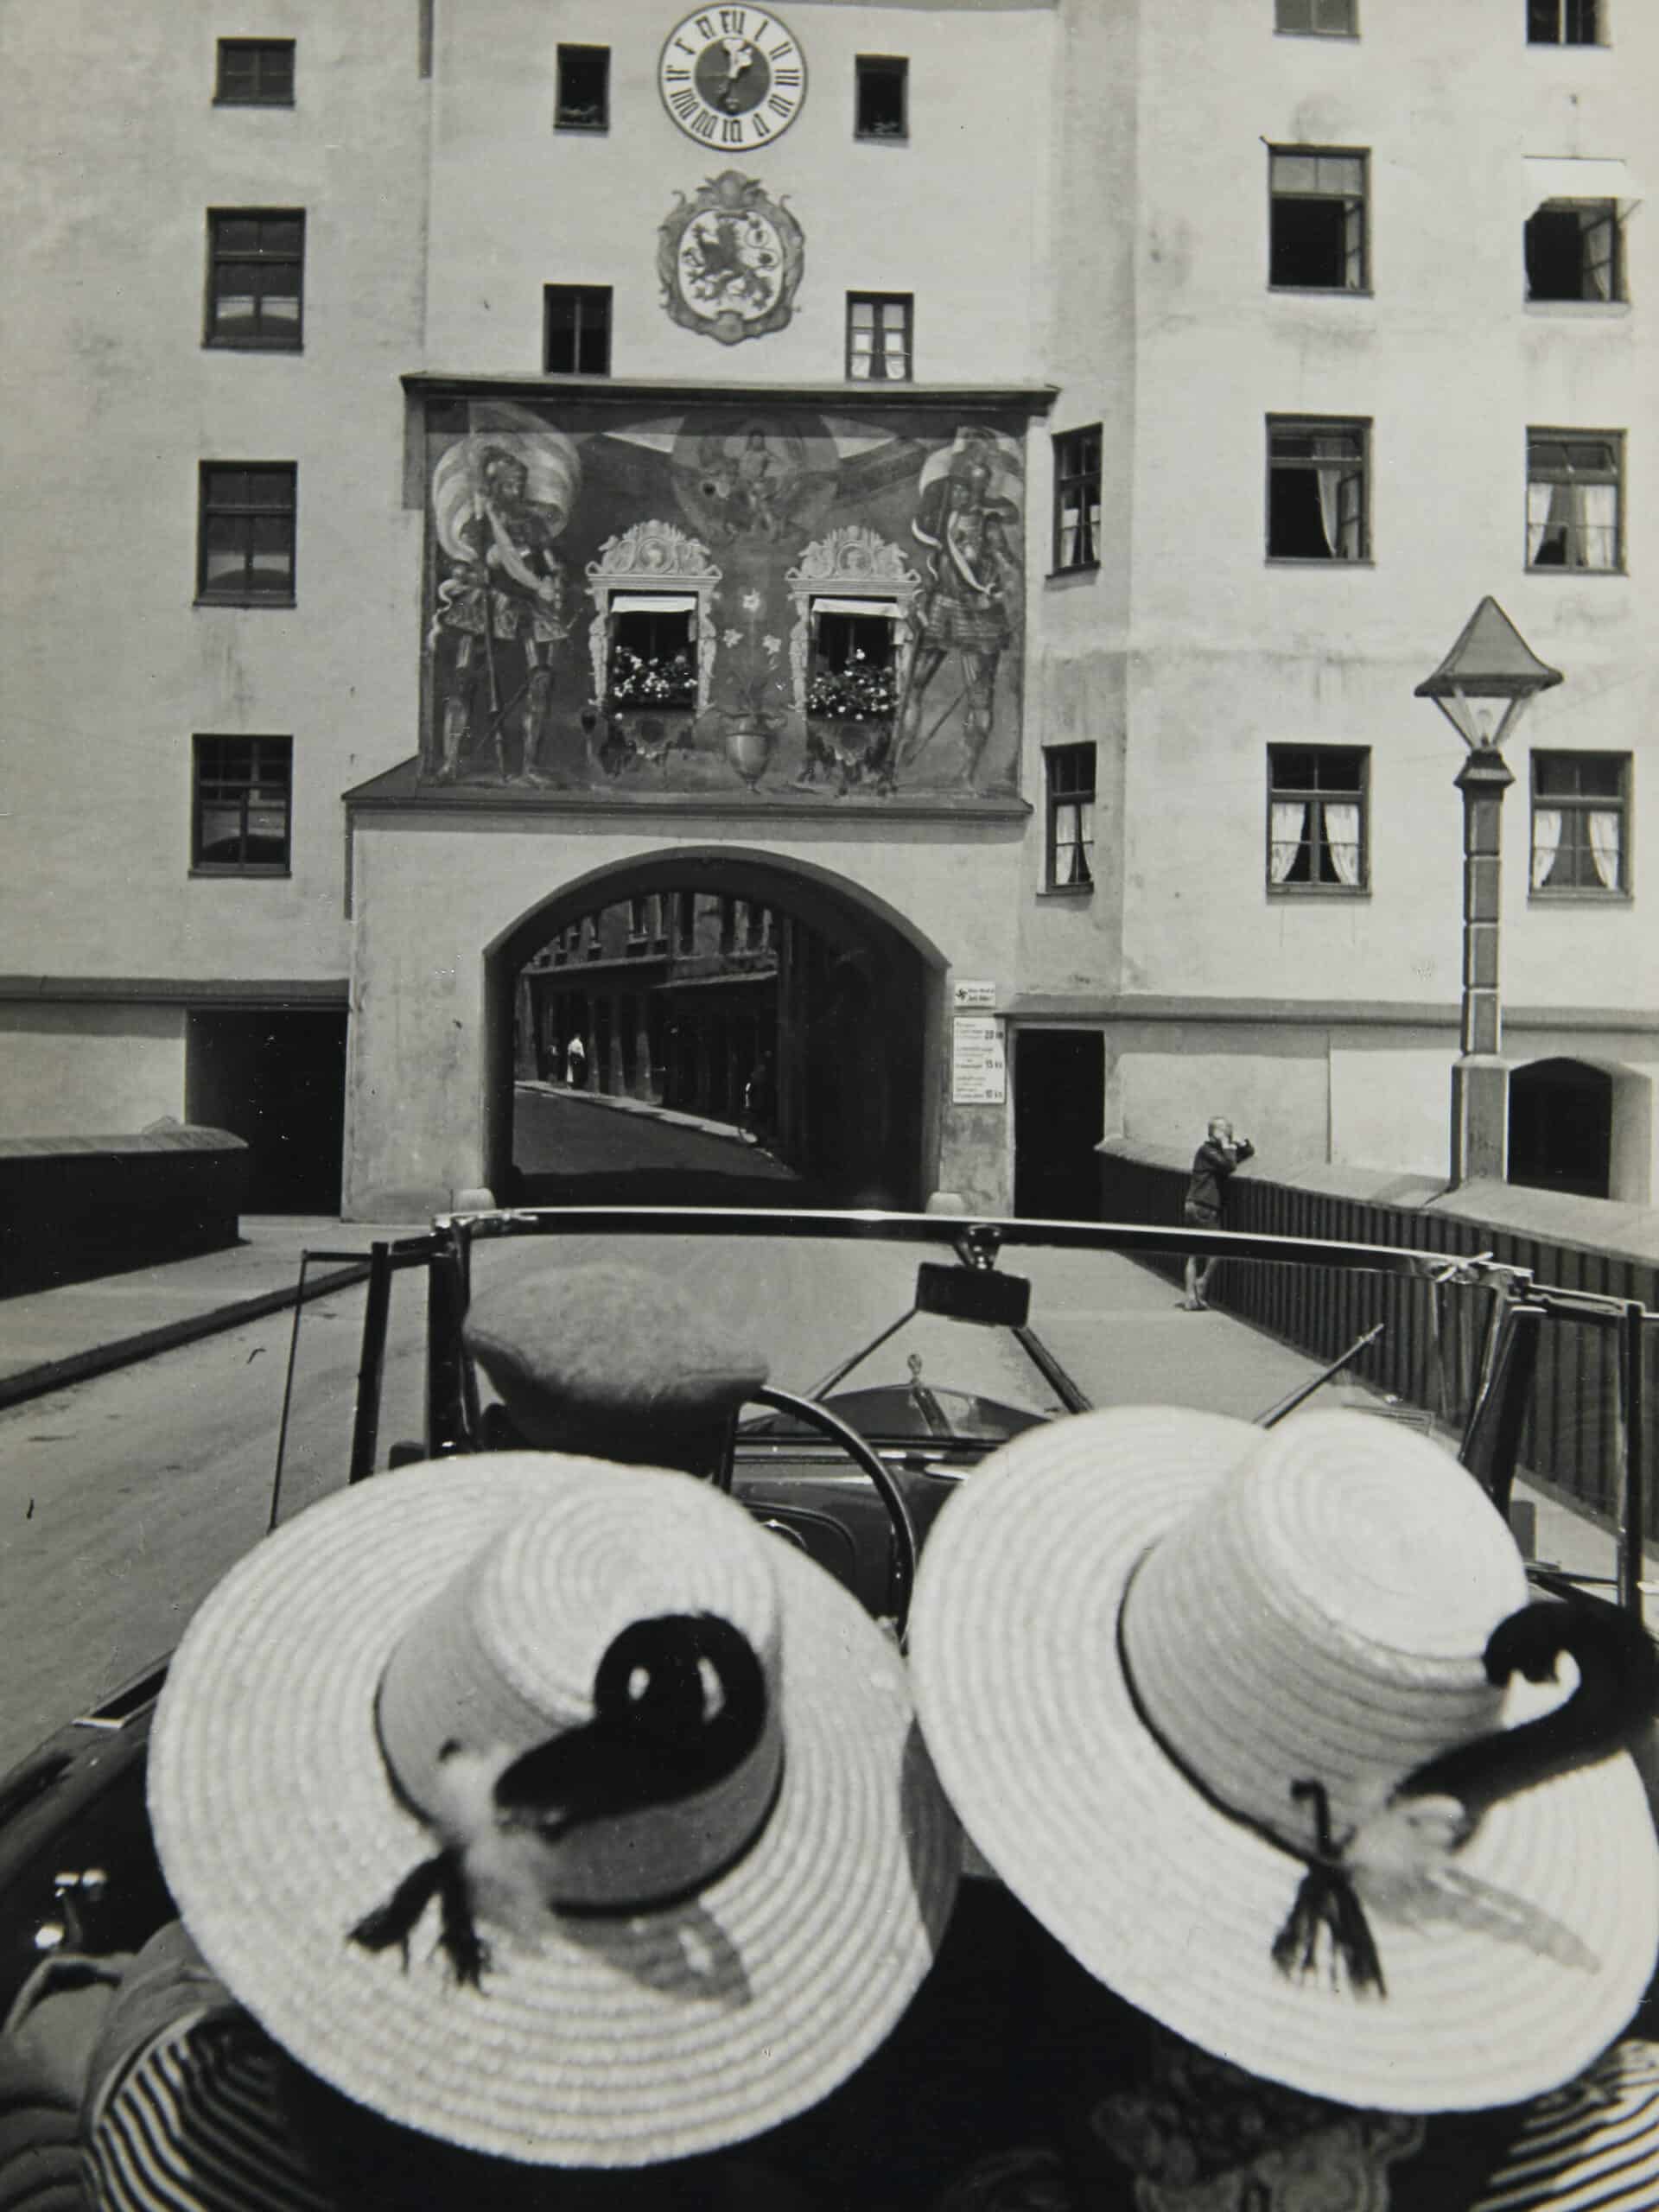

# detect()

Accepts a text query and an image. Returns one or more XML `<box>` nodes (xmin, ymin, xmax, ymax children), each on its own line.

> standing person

<box><xmin>909</xmin><ymin>1406</ymin><xmax>1659</xmax><ymax>2210</ymax></box>
<box><xmin>564</xmin><ymin>1030</ymin><xmax>588</xmax><ymax>1090</ymax></box>
<box><xmin>741</xmin><ymin>1049</ymin><xmax>775</xmax><ymax>1148</ymax></box>
<box><xmin>1180</xmin><ymin>1114</ymin><xmax>1253</xmax><ymax>1309</ymax></box>
<box><xmin>4</xmin><ymin>1456</ymin><xmax>958</xmax><ymax>2209</ymax></box>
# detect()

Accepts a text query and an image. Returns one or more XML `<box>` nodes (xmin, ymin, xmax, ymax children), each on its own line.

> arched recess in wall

<box><xmin>480</xmin><ymin>849</ymin><xmax>949</xmax><ymax>1211</ymax></box>
<box><xmin>1507</xmin><ymin>1056</ymin><xmax>1631</xmax><ymax>1200</ymax></box>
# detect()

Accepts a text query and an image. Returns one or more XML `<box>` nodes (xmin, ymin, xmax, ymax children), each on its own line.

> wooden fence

<box><xmin>1096</xmin><ymin>1149</ymin><xmax>1658</xmax><ymax>1530</ymax></box>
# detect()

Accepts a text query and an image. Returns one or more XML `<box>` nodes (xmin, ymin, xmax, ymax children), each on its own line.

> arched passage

<box><xmin>1508</xmin><ymin>1057</ymin><xmax>1612</xmax><ymax>1198</ymax></box>
<box><xmin>482</xmin><ymin>851</ymin><xmax>945</xmax><ymax>1209</ymax></box>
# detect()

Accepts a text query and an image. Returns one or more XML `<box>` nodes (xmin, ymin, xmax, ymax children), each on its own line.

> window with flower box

<box><xmin>606</xmin><ymin>594</ymin><xmax>697</xmax><ymax>709</ymax></box>
<box><xmin>806</xmin><ymin>599</ymin><xmax>899</xmax><ymax>725</ymax></box>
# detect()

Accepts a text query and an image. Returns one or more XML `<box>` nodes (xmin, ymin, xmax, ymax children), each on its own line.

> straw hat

<box><xmin>908</xmin><ymin>1406</ymin><xmax>1659</xmax><ymax>2113</ymax></box>
<box><xmin>149</xmin><ymin>1455</ymin><xmax>958</xmax><ymax>2167</ymax></box>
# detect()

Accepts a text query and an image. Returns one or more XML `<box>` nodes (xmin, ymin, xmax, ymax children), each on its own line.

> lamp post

<box><xmin>1414</xmin><ymin>598</ymin><xmax>1563</xmax><ymax>1188</ymax></box>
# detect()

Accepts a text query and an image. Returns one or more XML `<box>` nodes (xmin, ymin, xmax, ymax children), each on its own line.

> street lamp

<box><xmin>1414</xmin><ymin>597</ymin><xmax>1563</xmax><ymax>1188</ymax></box>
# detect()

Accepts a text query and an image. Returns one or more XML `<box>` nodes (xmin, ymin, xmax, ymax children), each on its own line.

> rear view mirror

<box><xmin>914</xmin><ymin>1261</ymin><xmax>1031</xmax><ymax>1329</ymax></box>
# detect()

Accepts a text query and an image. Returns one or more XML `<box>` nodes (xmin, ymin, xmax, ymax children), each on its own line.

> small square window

<box><xmin>1045</xmin><ymin>746</ymin><xmax>1096</xmax><ymax>891</ymax></box>
<box><xmin>1267</xmin><ymin>417</ymin><xmax>1369</xmax><ymax>561</ymax></box>
<box><xmin>192</xmin><ymin>735</ymin><xmax>292</xmax><ymax>872</ymax></box>
<box><xmin>1527</xmin><ymin>429</ymin><xmax>1623</xmax><ymax>570</ymax></box>
<box><xmin>1528</xmin><ymin>0</ymin><xmax>1600</xmax><ymax>42</ymax></box>
<box><xmin>1269</xmin><ymin>149</ymin><xmax>1367</xmax><ymax>289</ymax></box>
<box><xmin>215</xmin><ymin>40</ymin><xmax>295</xmax><ymax>105</ymax></box>
<box><xmin>1268</xmin><ymin>747</ymin><xmax>1369</xmax><ymax>890</ymax></box>
<box><xmin>1052</xmin><ymin>427</ymin><xmax>1102</xmax><ymax>572</ymax></box>
<box><xmin>846</xmin><ymin>293</ymin><xmax>912</xmax><ymax>382</ymax></box>
<box><xmin>1275</xmin><ymin>0</ymin><xmax>1357</xmax><ymax>34</ymax></box>
<box><xmin>197</xmin><ymin>463</ymin><xmax>297</xmax><ymax>603</ymax></box>
<box><xmin>1530</xmin><ymin>752</ymin><xmax>1629</xmax><ymax>891</ymax></box>
<box><xmin>556</xmin><ymin>45</ymin><xmax>609</xmax><ymax>130</ymax></box>
<box><xmin>543</xmin><ymin>284</ymin><xmax>612</xmax><ymax>374</ymax></box>
<box><xmin>855</xmin><ymin>55</ymin><xmax>907</xmax><ymax>140</ymax></box>
<box><xmin>206</xmin><ymin>211</ymin><xmax>304</xmax><ymax>347</ymax></box>
<box><xmin>1525</xmin><ymin>200</ymin><xmax>1624</xmax><ymax>301</ymax></box>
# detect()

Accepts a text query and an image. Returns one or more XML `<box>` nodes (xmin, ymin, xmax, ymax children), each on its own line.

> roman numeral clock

<box><xmin>658</xmin><ymin>9</ymin><xmax>806</xmax><ymax>148</ymax></box>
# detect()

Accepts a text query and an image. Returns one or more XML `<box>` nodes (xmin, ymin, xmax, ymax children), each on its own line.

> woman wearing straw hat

<box><xmin>8</xmin><ymin>1454</ymin><xmax>959</xmax><ymax>2209</ymax></box>
<box><xmin>908</xmin><ymin>1406</ymin><xmax>1659</xmax><ymax>2210</ymax></box>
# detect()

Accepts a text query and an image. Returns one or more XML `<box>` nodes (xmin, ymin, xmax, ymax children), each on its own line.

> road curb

<box><xmin>0</xmin><ymin>1260</ymin><xmax>372</xmax><ymax>1414</ymax></box>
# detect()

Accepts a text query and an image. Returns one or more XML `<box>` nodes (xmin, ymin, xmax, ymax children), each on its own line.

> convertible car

<box><xmin>0</xmin><ymin>1202</ymin><xmax>1650</xmax><ymax>2018</ymax></box>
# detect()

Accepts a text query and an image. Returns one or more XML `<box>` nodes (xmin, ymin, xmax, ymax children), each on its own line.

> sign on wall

<box><xmin>952</xmin><ymin>980</ymin><xmax>997</xmax><ymax>1009</ymax></box>
<box><xmin>951</xmin><ymin>1016</ymin><xmax>1007</xmax><ymax>1105</ymax></box>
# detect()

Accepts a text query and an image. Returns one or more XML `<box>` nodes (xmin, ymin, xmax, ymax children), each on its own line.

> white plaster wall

<box><xmin>423</xmin><ymin>0</ymin><xmax>1053</xmax><ymax>385</ymax></box>
<box><xmin>0</xmin><ymin>1007</ymin><xmax>187</xmax><ymax>1138</ymax></box>
<box><xmin>345</xmin><ymin>813</ymin><xmax>1028</xmax><ymax>1212</ymax></box>
<box><xmin>1107</xmin><ymin>1022</ymin><xmax>1332</xmax><ymax>1179</ymax></box>
<box><xmin>1113</xmin><ymin>0</ymin><xmax>1657</xmax><ymax>1018</ymax></box>
<box><xmin>0</xmin><ymin>1</ymin><xmax>429</xmax><ymax>985</ymax></box>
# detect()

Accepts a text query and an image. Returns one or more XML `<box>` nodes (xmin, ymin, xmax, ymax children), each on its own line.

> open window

<box><xmin>1269</xmin><ymin>150</ymin><xmax>1367</xmax><ymax>290</ymax></box>
<box><xmin>606</xmin><ymin>594</ymin><xmax>698</xmax><ymax>710</ymax></box>
<box><xmin>806</xmin><ymin>598</ymin><xmax>899</xmax><ymax>724</ymax></box>
<box><xmin>1525</xmin><ymin>200</ymin><xmax>1623</xmax><ymax>299</ymax></box>
<box><xmin>1267</xmin><ymin>418</ymin><xmax>1369</xmax><ymax>561</ymax></box>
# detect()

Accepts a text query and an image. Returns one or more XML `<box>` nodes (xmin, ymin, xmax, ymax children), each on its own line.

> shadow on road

<box><xmin>507</xmin><ymin>1164</ymin><xmax>834</xmax><ymax>1209</ymax></box>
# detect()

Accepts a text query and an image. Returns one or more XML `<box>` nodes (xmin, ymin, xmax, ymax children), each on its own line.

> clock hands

<box><xmin>717</xmin><ymin>34</ymin><xmax>754</xmax><ymax>111</ymax></box>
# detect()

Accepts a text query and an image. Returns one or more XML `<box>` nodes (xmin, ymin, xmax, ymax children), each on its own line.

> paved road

<box><xmin>0</xmin><ymin>1228</ymin><xmax>1336</xmax><ymax>1773</ymax></box>
<box><xmin>513</xmin><ymin>1085</ymin><xmax>806</xmax><ymax>1200</ymax></box>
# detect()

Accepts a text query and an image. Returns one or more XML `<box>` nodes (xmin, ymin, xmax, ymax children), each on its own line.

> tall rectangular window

<box><xmin>1052</xmin><ymin>427</ymin><xmax>1102</xmax><ymax>572</ymax></box>
<box><xmin>192</xmin><ymin>736</ymin><xmax>292</xmax><ymax>872</ymax></box>
<box><xmin>1267</xmin><ymin>418</ymin><xmax>1369</xmax><ymax>561</ymax></box>
<box><xmin>846</xmin><ymin>294</ymin><xmax>912</xmax><ymax>381</ymax></box>
<box><xmin>543</xmin><ymin>285</ymin><xmax>612</xmax><ymax>374</ymax></box>
<box><xmin>197</xmin><ymin>464</ymin><xmax>297</xmax><ymax>603</ymax></box>
<box><xmin>1269</xmin><ymin>150</ymin><xmax>1367</xmax><ymax>289</ymax></box>
<box><xmin>1046</xmin><ymin>746</ymin><xmax>1096</xmax><ymax>891</ymax></box>
<box><xmin>1267</xmin><ymin>747</ymin><xmax>1369</xmax><ymax>890</ymax></box>
<box><xmin>1528</xmin><ymin>0</ymin><xmax>1600</xmax><ymax>42</ymax></box>
<box><xmin>214</xmin><ymin>40</ymin><xmax>295</xmax><ymax>105</ymax></box>
<box><xmin>206</xmin><ymin>211</ymin><xmax>304</xmax><ymax>347</ymax></box>
<box><xmin>556</xmin><ymin>45</ymin><xmax>609</xmax><ymax>130</ymax></box>
<box><xmin>1530</xmin><ymin>753</ymin><xmax>1629</xmax><ymax>892</ymax></box>
<box><xmin>1527</xmin><ymin>431</ymin><xmax>1622</xmax><ymax>569</ymax></box>
<box><xmin>1525</xmin><ymin>200</ymin><xmax>1623</xmax><ymax>300</ymax></box>
<box><xmin>1275</xmin><ymin>0</ymin><xmax>1357</xmax><ymax>34</ymax></box>
<box><xmin>855</xmin><ymin>55</ymin><xmax>907</xmax><ymax>139</ymax></box>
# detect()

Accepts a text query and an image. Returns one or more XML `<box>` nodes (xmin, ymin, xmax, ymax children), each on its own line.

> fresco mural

<box><xmin>418</xmin><ymin>397</ymin><xmax>1026</xmax><ymax>804</ymax></box>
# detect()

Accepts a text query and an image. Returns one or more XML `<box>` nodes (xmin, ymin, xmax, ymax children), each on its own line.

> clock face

<box><xmin>658</xmin><ymin>9</ymin><xmax>806</xmax><ymax>149</ymax></box>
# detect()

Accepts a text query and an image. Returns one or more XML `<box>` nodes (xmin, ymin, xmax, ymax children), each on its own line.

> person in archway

<box><xmin>1180</xmin><ymin>1115</ymin><xmax>1252</xmax><ymax>1309</ymax></box>
<box><xmin>565</xmin><ymin>1032</ymin><xmax>588</xmax><ymax>1090</ymax></box>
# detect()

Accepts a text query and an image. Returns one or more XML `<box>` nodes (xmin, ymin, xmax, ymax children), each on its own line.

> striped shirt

<box><xmin>80</xmin><ymin>2006</ymin><xmax>1659</xmax><ymax>2212</ymax></box>
<box><xmin>88</xmin><ymin>2009</ymin><xmax>330</xmax><ymax>2212</ymax></box>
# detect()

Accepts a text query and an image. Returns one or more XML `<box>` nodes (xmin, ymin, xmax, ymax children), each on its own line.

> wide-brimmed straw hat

<box><xmin>908</xmin><ymin>1406</ymin><xmax>1659</xmax><ymax>2113</ymax></box>
<box><xmin>149</xmin><ymin>1455</ymin><xmax>958</xmax><ymax>2166</ymax></box>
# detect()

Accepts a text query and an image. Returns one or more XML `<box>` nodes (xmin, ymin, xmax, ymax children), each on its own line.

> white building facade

<box><xmin>3</xmin><ymin>0</ymin><xmax>1654</xmax><ymax>1217</ymax></box>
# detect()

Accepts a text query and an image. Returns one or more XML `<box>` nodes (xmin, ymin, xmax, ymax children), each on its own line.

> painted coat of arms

<box><xmin>658</xmin><ymin>171</ymin><xmax>804</xmax><ymax>346</ymax></box>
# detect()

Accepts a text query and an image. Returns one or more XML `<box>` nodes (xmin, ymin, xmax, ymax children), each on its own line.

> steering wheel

<box><xmin>736</xmin><ymin>1384</ymin><xmax>921</xmax><ymax>1644</ymax></box>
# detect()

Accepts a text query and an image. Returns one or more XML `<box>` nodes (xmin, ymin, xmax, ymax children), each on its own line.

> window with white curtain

<box><xmin>1267</xmin><ymin>419</ymin><xmax>1369</xmax><ymax>560</ymax></box>
<box><xmin>1267</xmin><ymin>747</ymin><xmax>1368</xmax><ymax>891</ymax></box>
<box><xmin>1045</xmin><ymin>744</ymin><xmax>1096</xmax><ymax>890</ymax></box>
<box><xmin>1530</xmin><ymin>752</ymin><xmax>1629</xmax><ymax>893</ymax></box>
<box><xmin>1527</xmin><ymin>432</ymin><xmax>1623</xmax><ymax>570</ymax></box>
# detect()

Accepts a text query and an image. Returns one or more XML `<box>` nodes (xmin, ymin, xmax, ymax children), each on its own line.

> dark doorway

<box><xmin>186</xmin><ymin>1009</ymin><xmax>347</xmax><ymax>1211</ymax></box>
<box><xmin>1508</xmin><ymin>1058</ymin><xmax>1612</xmax><ymax>1199</ymax></box>
<box><xmin>495</xmin><ymin>861</ymin><xmax>933</xmax><ymax>1211</ymax></box>
<box><xmin>1014</xmin><ymin>1030</ymin><xmax>1105</xmax><ymax>1219</ymax></box>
